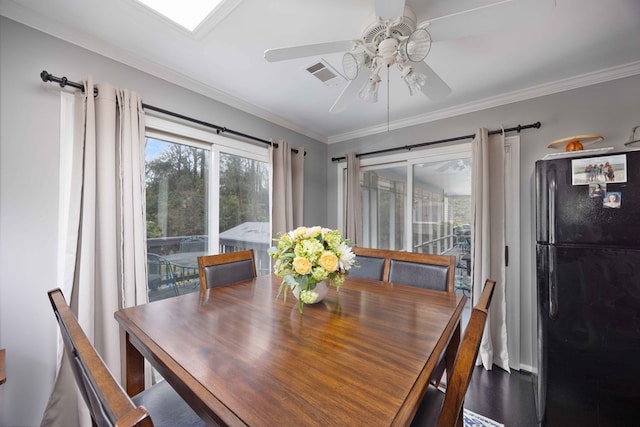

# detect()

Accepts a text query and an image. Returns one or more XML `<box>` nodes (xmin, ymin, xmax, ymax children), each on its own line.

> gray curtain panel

<box><xmin>471</xmin><ymin>127</ymin><xmax>510</xmax><ymax>372</ymax></box>
<box><xmin>41</xmin><ymin>80</ymin><xmax>147</xmax><ymax>427</ymax></box>
<box><xmin>345</xmin><ymin>152</ymin><xmax>362</xmax><ymax>245</ymax></box>
<box><xmin>270</xmin><ymin>140</ymin><xmax>304</xmax><ymax>238</ymax></box>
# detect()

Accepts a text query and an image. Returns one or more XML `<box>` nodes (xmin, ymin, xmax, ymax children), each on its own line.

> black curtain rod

<box><xmin>331</xmin><ymin>121</ymin><xmax>541</xmax><ymax>162</ymax></box>
<box><xmin>40</xmin><ymin>70</ymin><xmax>303</xmax><ymax>154</ymax></box>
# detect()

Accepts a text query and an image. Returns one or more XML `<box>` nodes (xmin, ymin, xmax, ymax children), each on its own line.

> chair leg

<box><xmin>455</xmin><ymin>405</ymin><xmax>464</xmax><ymax>427</ymax></box>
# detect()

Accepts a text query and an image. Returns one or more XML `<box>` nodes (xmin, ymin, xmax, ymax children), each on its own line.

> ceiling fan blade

<box><xmin>264</xmin><ymin>40</ymin><xmax>354</xmax><ymax>62</ymax></box>
<box><xmin>421</xmin><ymin>0</ymin><xmax>554</xmax><ymax>41</ymax></box>
<box><xmin>375</xmin><ymin>0</ymin><xmax>406</xmax><ymax>20</ymax></box>
<box><xmin>376</xmin><ymin>0</ymin><xmax>405</xmax><ymax>19</ymax></box>
<box><xmin>329</xmin><ymin>71</ymin><xmax>369</xmax><ymax>114</ymax></box>
<box><xmin>412</xmin><ymin>61</ymin><xmax>451</xmax><ymax>101</ymax></box>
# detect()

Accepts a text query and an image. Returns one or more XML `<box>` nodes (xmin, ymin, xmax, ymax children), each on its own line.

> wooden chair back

<box><xmin>437</xmin><ymin>279</ymin><xmax>496</xmax><ymax>427</ymax></box>
<box><xmin>350</xmin><ymin>247</ymin><xmax>455</xmax><ymax>293</ymax></box>
<box><xmin>387</xmin><ymin>251</ymin><xmax>456</xmax><ymax>292</ymax></box>
<box><xmin>48</xmin><ymin>288</ymin><xmax>153</xmax><ymax>427</ymax></box>
<box><xmin>350</xmin><ymin>247</ymin><xmax>390</xmax><ymax>281</ymax></box>
<box><xmin>198</xmin><ymin>249</ymin><xmax>257</xmax><ymax>290</ymax></box>
<box><xmin>0</xmin><ymin>348</ymin><xmax>6</xmax><ymax>385</ymax></box>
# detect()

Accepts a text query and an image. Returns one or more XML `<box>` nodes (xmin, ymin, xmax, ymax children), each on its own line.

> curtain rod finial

<box><xmin>40</xmin><ymin>70</ymin><xmax>51</xmax><ymax>82</ymax></box>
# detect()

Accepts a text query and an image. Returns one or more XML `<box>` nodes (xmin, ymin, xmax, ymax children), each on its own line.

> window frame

<box><xmin>337</xmin><ymin>143</ymin><xmax>473</xmax><ymax>249</ymax></box>
<box><xmin>145</xmin><ymin>115</ymin><xmax>270</xmax><ymax>254</ymax></box>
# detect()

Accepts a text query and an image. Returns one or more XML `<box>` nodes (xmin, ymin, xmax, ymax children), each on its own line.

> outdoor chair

<box><xmin>147</xmin><ymin>253</ymin><xmax>179</xmax><ymax>302</ymax></box>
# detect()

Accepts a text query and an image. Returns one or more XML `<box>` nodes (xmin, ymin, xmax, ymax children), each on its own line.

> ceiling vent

<box><xmin>304</xmin><ymin>59</ymin><xmax>346</xmax><ymax>87</ymax></box>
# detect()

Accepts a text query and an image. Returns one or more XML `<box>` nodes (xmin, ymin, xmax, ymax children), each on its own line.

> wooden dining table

<box><xmin>115</xmin><ymin>274</ymin><xmax>467</xmax><ymax>427</ymax></box>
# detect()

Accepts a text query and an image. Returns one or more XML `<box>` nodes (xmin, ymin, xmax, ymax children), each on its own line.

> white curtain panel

<box><xmin>270</xmin><ymin>140</ymin><xmax>304</xmax><ymax>237</ymax></box>
<box><xmin>471</xmin><ymin>128</ymin><xmax>510</xmax><ymax>372</ymax></box>
<box><xmin>41</xmin><ymin>80</ymin><xmax>147</xmax><ymax>427</ymax></box>
<box><xmin>345</xmin><ymin>152</ymin><xmax>362</xmax><ymax>245</ymax></box>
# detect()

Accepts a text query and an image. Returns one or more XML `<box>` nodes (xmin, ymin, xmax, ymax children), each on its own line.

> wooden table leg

<box><xmin>121</xmin><ymin>329</ymin><xmax>144</xmax><ymax>396</ymax></box>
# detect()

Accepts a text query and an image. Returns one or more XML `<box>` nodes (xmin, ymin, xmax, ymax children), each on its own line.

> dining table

<box><xmin>115</xmin><ymin>274</ymin><xmax>467</xmax><ymax>426</ymax></box>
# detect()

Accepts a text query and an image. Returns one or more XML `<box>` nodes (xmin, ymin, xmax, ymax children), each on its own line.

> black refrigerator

<box><xmin>535</xmin><ymin>149</ymin><xmax>640</xmax><ymax>427</ymax></box>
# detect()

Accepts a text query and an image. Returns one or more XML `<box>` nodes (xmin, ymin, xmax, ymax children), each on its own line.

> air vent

<box><xmin>304</xmin><ymin>59</ymin><xmax>345</xmax><ymax>87</ymax></box>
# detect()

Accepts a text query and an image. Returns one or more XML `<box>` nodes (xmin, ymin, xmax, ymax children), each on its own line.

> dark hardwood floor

<box><xmin>465</xmin><ymin>365</ymin><xmax>538</xmax><ymax>426</ymax></box>
<box><xmin>455</xmin><ymin>289</ymin><xmax>538</xmax><ymax>426</ymax></box>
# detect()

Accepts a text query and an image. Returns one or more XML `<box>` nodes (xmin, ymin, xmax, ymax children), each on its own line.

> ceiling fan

<box><xmin>264</xmin><ymin>0</ymin><xmax>452</xmax><ymax>113</ymax></box>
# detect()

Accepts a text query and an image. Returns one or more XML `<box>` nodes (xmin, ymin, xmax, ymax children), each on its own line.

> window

<box><xmin>338</xmin><ymin>138</ymin><xmax>522</xmax><ymax>367</ymax></box>
<box><xmin>339</xmin><ymin>144</ymin><xmax>473</xmax><ymax>294</ymax></box>
<box><xmin>360</xmin><ymin>165</ymin><xmax>406</xmax><ymax>249</ymax></box>
<box><xmin>144</xmin><ymin>117</ymin><xmax>270</xmax><ymax>301</ymax></box>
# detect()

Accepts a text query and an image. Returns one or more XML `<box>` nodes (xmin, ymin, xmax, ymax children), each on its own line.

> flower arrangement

<box><xmin>268</xmin><ymin>226</ymin><xmax>356</xmax><ymax>313</ymax></box>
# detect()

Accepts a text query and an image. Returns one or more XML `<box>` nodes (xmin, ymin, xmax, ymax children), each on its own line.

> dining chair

<box><xmin>198</xmin><ymin>249</ymin><xmax>257</xmax><ymax>290</ymax></box>
<box><xmin>47</xmin><ymin>288</ymin><xmax>208</xmax><ymax>427</ymax></box>
<box><xmin>387</xmin><ymin>251</ymin><xmax>456</xmax><ymax>293</ymax></box>
<box><xmin>0</xmin><ymin>348</ymin><xmax>6</xmax><ymax>385</ymax></box>
<box><xmin>350</xmin><ymin>247</ymin><xmax>390</xmax><ymax>281</ymax></box>
<box><xmin>411</xmin><ymin>279</ymin><xmax>497</xmax><ymax>427</ymax></box>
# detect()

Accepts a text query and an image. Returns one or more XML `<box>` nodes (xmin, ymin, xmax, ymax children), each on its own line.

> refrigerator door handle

<box><xmin>548</xmin><ymin>169</ymin><xmax>557</xmax><ymax>244</ymax></box>
<box><xmin>548</xmin><ymin>245</ymin><xmax>558</xmax><ymax>320</ymax></box>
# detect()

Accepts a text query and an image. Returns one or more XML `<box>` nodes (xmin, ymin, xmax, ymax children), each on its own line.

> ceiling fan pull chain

<box><xmin>387</xmin><ymin>66</ymin><xmax>390</xmax><ymax>132</ymax></box>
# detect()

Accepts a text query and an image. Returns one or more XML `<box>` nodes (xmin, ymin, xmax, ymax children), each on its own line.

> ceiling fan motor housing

<box><xmin>378</xmin><ymin>38</ymin><xmax>399</xmax><ymax>66</ymax></box>
<box><xmin>361</xmin><ymin>6</ymin><xmax>417</xmax><ymax>45</ymax></box>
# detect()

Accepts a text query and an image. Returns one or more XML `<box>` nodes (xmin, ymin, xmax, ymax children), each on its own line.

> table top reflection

<box><xmin>115</xmin><ymin>274</ymin><xmax>466</xmax><ymax>427</ymax></box>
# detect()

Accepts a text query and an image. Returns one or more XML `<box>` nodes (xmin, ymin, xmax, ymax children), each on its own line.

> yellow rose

<box><xmin>293</xmin><ymin>227</ymin><xmax>307</xmax><ymax>239</ymax></box>
<box><xmin>319</xmin><ymin>251</ymin><xmax>339</xmax><ymax>272</ymax></box>
<box><xmin>292</xmin><ymin>257</ymin><xmax>312</xmax><ymax>275</ymax></box>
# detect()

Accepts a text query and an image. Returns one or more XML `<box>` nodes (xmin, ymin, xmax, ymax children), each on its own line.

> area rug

<box><xmin>464</xmin><ymin>409</ymin><xmax>504</xmax><ymax>427</ymax></box>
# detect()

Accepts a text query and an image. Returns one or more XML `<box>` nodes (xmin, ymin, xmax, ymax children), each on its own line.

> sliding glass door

<box><xmin>144</xmin><ymin>118</ymin><xmax>270</xmax><ymax>301</ymax></box>
<box><xmin>340</xmin><ymin>144</ymin><xmax>472</xmax><ymax>293</ymax></box>
<box><xmin>360</xmin><ymin>165</ymin><xmax>406</xmax><ymax>250</ymax></box>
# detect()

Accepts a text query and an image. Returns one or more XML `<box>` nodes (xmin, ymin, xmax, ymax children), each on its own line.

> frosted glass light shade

<box><xmin>404</xmin><ymin>69</ymin><xmax>428</xmax><ymax>96</ymax></box>
<box><xmin>402</xmin><ymin>28</ymin><xmax>431</xmax><ymax>62</ymax></box>
<box><xmin>342</xmin><ymin>51</ymin><xmax>368</xmax><ymax>80</ymax></box>
<box><xmin>359</xmin><ymin>77</ymin><xmax>380</xmax><ymax>103</ymax></box>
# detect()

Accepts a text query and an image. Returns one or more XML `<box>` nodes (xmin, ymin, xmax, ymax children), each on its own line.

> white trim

<box><xmin>145</xmin><ymin>115</ymin><xmax>268</xmax><ymax>161</ymax></box>
<box><xmin>520</xmin><ymin>363</ymin><xmax>536</xmax><ymax>375</ymax></box>
<box><xmin>327</xmin><ymin>61</ymin><xmax>640</xmax><ymax>144</ymax></box>
<box><xmin>0</xmin><ymin>1</ymin><xmax>326</xmax><ymax>144</ymax></box>
<box><xmin>144</xmin><ymin>115</ymin><xmax>270</xmax><ymax>255</ymax></box>
<box><xmin>3</xmin><ymin>0</ymin><xmax>639</xmax><ymax>145</ymax></box>
<box><xmin>336</xmin><ymin>142</ymin><xmax>473</xmax><ymax>246</ymax></box>
<box><xmin>209</xmin><ymin>148</ymin><xmax>220</xmax><ymax>253</ymax></box>
<box><xmin>504</xmin><ymin>135</ymin><xmax>521</xmax><ymax>370</ymax></box>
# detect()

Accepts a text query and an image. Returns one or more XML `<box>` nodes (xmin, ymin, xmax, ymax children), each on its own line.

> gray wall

<box><xmin>0</xmin><ymin>17</ymin><xmax>327</xmax><ymax>427</ymax></box>
<box><xmin>328</xmin><ymin>73</ymin><xmax>640</xmax><ymax>371</ymax></box>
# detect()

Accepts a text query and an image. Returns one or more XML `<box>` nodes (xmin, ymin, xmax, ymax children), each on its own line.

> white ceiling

<box><xmin>2</xmin><ymin>0</ymin><xmax>640</xmax><ymax>143</ymax></box>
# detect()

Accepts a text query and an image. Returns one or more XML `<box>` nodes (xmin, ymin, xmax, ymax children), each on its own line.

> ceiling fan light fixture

<box><xmin>402</xmin><ymin>67</ymin><xmax>427</xmax><ymax>96</ymax></box>
<box><xmin>342</xmin><ymin>51</ymin><xmax>369</xmax><ymax>80</ymax></box>
<box><xmin>359</xmin><ymin>73</ymin><xmax>381</xmax><ymax>103</ymax></box>
<box><xmin>402</xmin><ymin>28</ymin><xmax>431</xmax><ymax>62</ymax></box>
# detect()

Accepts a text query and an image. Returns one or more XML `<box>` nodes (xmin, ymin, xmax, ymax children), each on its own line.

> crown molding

<box><xmin>0</xmin><ymin>0</ymin><xmax>328</xmax><ymax>144</ymax></box>
<box><xmin>3</xmin><ymin>0</ymin><xmax>639</xmax><ymax>146</ymax></box>
<box><xmin>328</xmin><ymin>60</ymin><xmax>640</xmax><ymax>144</ymax></box>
